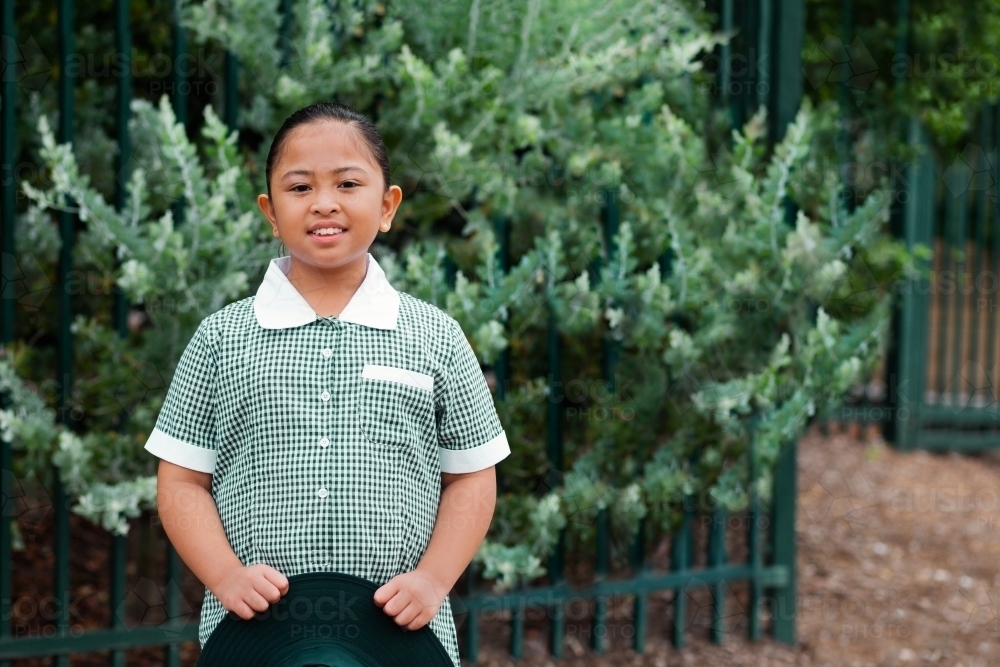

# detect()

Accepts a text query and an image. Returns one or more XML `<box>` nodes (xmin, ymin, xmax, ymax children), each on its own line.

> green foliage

<box><xmin>4</xmin><ymin>0</ymin><xmax>914</xmax><ymax>594</ymax></box>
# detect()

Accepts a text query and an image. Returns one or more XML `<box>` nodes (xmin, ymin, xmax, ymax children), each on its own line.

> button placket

<box><xmin>317</xmin><ymin>328</ymin><xmax>337</xmax><ymax>510</ymax></box>
<box><xmin>319</xmin><ymin>333</ymin><xmax>334</xmax><ymax>447</ymax></box>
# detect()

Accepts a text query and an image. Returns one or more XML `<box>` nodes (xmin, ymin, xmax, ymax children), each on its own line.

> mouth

<box><xmin>308</xmin><ymin>227</ymin><xmax>347</xmax><ymax>238</ymax></box>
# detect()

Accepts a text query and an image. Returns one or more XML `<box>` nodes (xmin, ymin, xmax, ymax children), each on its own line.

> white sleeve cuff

<box><xmin>144</xmin><ymin>427</ymin><xmax>218</xmax><ymax>474</ymax></box>
<box><xmin>438</xmin><ymin>429</ymin><xmax>510</xmax><ymax>474</ymax></box>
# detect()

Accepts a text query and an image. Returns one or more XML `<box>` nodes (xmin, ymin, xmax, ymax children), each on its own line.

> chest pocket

<box><xmin>357</xmin><ymin>364</ymin><xmax>436</xmax><ymax>448</ymax></box>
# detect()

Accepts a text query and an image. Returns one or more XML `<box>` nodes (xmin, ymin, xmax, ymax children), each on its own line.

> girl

<box><xmin>146</xmin><ymin>101</ymin><xmax>511</xmax><ymax>667</ymax></box>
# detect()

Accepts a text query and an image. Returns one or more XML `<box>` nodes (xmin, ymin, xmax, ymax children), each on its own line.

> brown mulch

<box><xmin>8</xmin><ymin>423</ymin><xmax>1000</xmax><ymax>666</ymax></box>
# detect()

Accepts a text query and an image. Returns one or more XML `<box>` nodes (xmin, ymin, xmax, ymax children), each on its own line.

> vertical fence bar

<box><xmin>769</xmin><ymin>0</ymin><xmax>803</xmax><ymax>144</ymax></box>
<box><xmin>509</xmin><ymin>597</ymin><xmax>524</xmax><ymax>658</ymax></box>
<box><xmin>935</xmin><ymin>187</ymin><xmax>953</xmax><ymax>400</ymax></box>
<box><xmin>591</xmin><ymin>508</ymin><xmax>609</xmax><ymax>653</ymax></box>
<box><xmin>110</xmin><ymin>4</ymin><xmax>132</xmax><ymax>657</ymax></box>
<box><xmin>493</xmin><ymin>212</ymin><xmax>509</xmax><ymax>495</ymax></box>
<box><xmin>948</xmin><ymin>180</ymin><xmax>968</xmax><ymax>408</ymax></box>
<box><xmin>770</xmin><ymin>441</ymin><xmax>796</xmax><ymax>644</ymax></box>
<box><xmin>967</xmin><ymin>103</ymin><xmax>990</xmax><ymax>410</ymax></box>
<box><xmin>884</xmin><ymin>0</ymin><xmax>910</xmax><ymax>446</ymax></box>
<box><xmin>889</xmin><ymin>120</ymin><xmax>933</xmax><ymax>449</ymax></box>
<box><xmin>708</xmin><ymin>507</ymin><xmax>727</xmax><ymax>644</ymax></box>
<box><xmin>670</xmin><ymin>496</ymin><xmax>692</xmax><ymax>648</ymax></box>
<box><xmin>166</xmin><ymin>1</ymin><xmax>189</xmax><ymax>661</ymax></box>
<box><xmin>768</xmin><ymin>0</ymin><xmax>801</xmax><ymax>642</ymax></box>
<box><xmin>630</xmin><ymin>516</ymin><xmax>647</xmax><ymax>654</ymax></box>
<box><xmin>838</xmin><ymin>0</ymin><xmax>855</xmax><ymax>213</ymax></box>
<box><xmin>170</xmin><ymin>0</ymin><xmax>188</xmax><ymax>127</ymax></box>
<box><xmin>55</xmin><ymin>0</ymin><xmax>76</xmax><ymax>663</ymax></box>
<box><xmin>279</xmin><ymin>0</ymin><xmax>294</xmax><ymax>68</ymax></box>
<box><xmin>170</xmin><ymin>0</ymin><xmax>187</xmax><ymax>227</ymax></box>
<box><xmin>113</xmin><ymin>0</ymin><xmax>132</xmax><ymax>339</ymax></box>
<box><xmin>756</xmin><ymin>0</ymin><xmax>772</xmax><ymax>118</ymax></box>
<box><xmin>987</xmin><ymin>104</ymin><xmax>1000</xmax><ymax>413</ymax></box>
<box><xmin>589</xmin><ymin>181</ymin><xmax>620</xmax><ymax>655</ymax></box>
<box><xmin>720</xmin><ymin>0</ymin><xmax>733</xmax><ymax>118</ymax></box>
<box><xmin>546</xmin><ymin>299</ymin><xmax>565</xmax><ymax>658</ymax></box>
<box><xmin>0</xmin><ymin>1</ymin><xmax>16</xmax><ymax>660</ymax></box>
<box><xmin>747</xmin><ymin>430</ymin><xmax>763</xmax><ymax>640</ymax></box>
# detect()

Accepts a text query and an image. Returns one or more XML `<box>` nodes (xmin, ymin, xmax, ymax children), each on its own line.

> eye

<box><xmin>291</xmin><ymin>184</ymin><xmax>310</xmax><ymax>192</ymax></box>
<box><xmin>340</xmin><ymin>181</ymin><xmax>359</xmax><ymax>188</ymax></box>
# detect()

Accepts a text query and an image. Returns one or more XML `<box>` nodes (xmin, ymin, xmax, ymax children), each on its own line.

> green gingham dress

<box><xmin>143</xmin><ymin>252</ymin><xmax>511</xmax><ymax>667</ymax></box>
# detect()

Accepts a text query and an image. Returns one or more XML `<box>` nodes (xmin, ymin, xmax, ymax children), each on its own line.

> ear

<box><xmin>257</xmin><ymin>193</ymin><xmax>280</xmax><ymax>236</ymax></box>
<box><xmin>379</xmin><ymin>185</ymin><xmax>403</xmax><ymax>232</ymax></box>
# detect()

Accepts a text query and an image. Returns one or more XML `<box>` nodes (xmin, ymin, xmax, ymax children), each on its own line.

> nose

<box><xmin>310</xmin><ymin>187</ymin><xmax>341</xmax><ymax>215</ymax></box>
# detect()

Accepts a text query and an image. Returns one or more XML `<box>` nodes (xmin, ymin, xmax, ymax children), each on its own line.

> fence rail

<box><xmin>0</xmin><ymin>0</ymin><xmax>803</xmax><ymax>663</ymax></box>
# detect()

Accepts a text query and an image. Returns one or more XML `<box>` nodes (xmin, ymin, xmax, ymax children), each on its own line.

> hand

<box><xmin>211</xmin><ymin>563</ymin><xmax>289</xmax><ymax>620</ymax></box>
<box><xmin>373</xmin><ymin>569</ymin><xmax>447</xmax><ymax>631</ymax></box>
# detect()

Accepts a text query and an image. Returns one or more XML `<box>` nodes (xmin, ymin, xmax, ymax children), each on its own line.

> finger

<box><xmin>406</xmin><ymin>613</ymin><xmax>430</xmax><ymax>631</ymax></box>
<box><xmin>254</xmin><ymin>577</ymin><xmax>282</xmax><ymax>603</ymax></box>
<box><xmin>245</xmin><ymin>588</ymin><xmax>271</xmax><ymax>613</ymax></box>
<box><xmin>263</xmin><ymin>568</ymin><xmax>289</xmax><ymax>595</ymax></box>
<box><xmin>233</xmin><ymin>601</ymin><xmax>255</xmax><ymax>620</ymax></box>
<box><xmin>373</xmin><ymin>580</ymin><xmax>399</xmax><ymax>607</ymax></box>
<box><xmin>381</xmin><ymin>590</ymin><xmax>409</xmax><ymax>617</ymax></box>
<box><xmin>393</xmin><ymin>601</ymin><xmax>421</xmax><ymax>628</ymax></box>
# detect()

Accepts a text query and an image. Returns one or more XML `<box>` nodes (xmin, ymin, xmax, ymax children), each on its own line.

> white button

<box><xmin>319</xmin><ymin>437</ymin><xmax>330</xmax><ymax>448</ymax></box>
<box><xmin>320</xmin><ymin>391</ymin><xmax>331</xmax><ymax>402</ymax></box>
<box><xmin>321</xmin><ymin>348</ymin><xmax>333</xmax><ymax>358</ymax></box>
<box><xmin>317</xmin><ymin>488</ymin><xmax>328</xmax><ymax>499</ymax></box>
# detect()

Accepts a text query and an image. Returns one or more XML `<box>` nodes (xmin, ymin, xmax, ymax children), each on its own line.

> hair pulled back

<box><xmin>265</xmin><ymin>101</ymin><xmax>391</xmax><ymax>198</ymax></box>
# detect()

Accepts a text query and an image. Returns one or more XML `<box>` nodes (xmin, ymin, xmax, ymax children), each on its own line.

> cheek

<box><xmin>274</xmin><ymin>195</ymin><xmax>311</xmax><ymax>218</ymax></box>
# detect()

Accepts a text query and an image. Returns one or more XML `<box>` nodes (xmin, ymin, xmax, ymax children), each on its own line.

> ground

<box><xmin>8</xmin><ymin>423</ymin><xmax>1000</xmax><ymax>666</ymax></box>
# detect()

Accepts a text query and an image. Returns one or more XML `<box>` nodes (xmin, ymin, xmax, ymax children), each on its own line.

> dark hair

<box><xmin>264</xmin><ymin>101</ymin><xmax>391</xmax><ymax>198</ymax></box>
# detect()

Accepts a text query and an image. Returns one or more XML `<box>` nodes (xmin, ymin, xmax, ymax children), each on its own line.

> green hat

<box><xmin>196</xmin><ymin>571</ymin><xmax>454</xmax><ymax>667</ymax></box>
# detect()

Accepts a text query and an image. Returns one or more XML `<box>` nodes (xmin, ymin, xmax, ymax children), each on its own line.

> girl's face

<box><xmin>257</xmin><ymin>120</ymin><xmax>402</xmax><ymax>270</ymax></box>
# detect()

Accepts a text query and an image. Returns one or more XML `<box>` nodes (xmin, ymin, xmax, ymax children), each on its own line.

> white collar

<box><xmin>253</xmin><ymin>253</ymin><xmax>400</xmax><ymax>330</ymax></box>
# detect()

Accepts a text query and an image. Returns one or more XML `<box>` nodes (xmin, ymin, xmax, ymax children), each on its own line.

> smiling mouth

<box><xmin>309</xmin><ymin>228</ymin><xmax>346</xmax><ymax>236</ymax></box>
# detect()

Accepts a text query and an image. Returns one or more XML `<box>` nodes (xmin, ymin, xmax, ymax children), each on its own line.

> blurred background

<box><xmin>1</xmin><ymin>0</ymin><xmax>998</xmax><ymax>665</ymax></box>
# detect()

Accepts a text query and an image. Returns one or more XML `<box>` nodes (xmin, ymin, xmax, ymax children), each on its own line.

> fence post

<box><xmin>0</xmin><ymin>1</ymin><xmax>16</xmax><ymax>662</ymax></box>
<box><xmin>770</xmin><ymin>440</ymin><xmax>796</xmax><ymax>644</ymax></box>
<box><xmin>55</xmin><ymin>1</ymin><xmax>76</xmax><ymax>663</ymax></box>
<box><xmin>110</xmin><ymin>5</ymin><xmax>132</xmax><ymax>658</ymax></box>
<box><xmin>888</xmin><ymin>119</ymin><xmax>933</xmax><ymax>450</ymax></box>
<box><xmin>545</xmin><ymin>300</ymin><xmax>565</xmax><ymax>658</ymax></box>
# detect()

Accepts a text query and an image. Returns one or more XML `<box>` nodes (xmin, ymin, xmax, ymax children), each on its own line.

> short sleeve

<box><xmin>436</xmin><ymin>319</ymin><xmax>511</xmax><ymax>474</ymax></box>
<box><xmin>143</xmin><ymin>318</ymin><xmax>219</xmax><ymax>474</ymax></box>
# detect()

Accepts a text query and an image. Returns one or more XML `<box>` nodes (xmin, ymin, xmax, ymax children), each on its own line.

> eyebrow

<box><xmin>280</xmin><ymin>166</ymin><xmax>368</xmax><ymax>181</ymax></box>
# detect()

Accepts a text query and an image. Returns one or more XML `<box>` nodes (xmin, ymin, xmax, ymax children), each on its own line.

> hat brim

<box><xmin>196</xmin><ymin>571</ymin><xmax>454</xmax><ymax>667</ymax></box>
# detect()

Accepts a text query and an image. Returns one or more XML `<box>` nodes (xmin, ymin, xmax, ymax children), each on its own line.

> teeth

<box><xmin>311</xmin><ymin>228</ymin><xmax>344</xmax><ymax>236</ymax></box>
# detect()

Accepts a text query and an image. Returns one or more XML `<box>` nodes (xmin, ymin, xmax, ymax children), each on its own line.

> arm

<box><xmin>156</xmin><ymin>460</ymin><xmax>288</xmax><ymax>618</ymax></box>
<box><xmin>372</xmin><ymin>465</ymin><xmax>497</xmax><ymax>630</ymax></box>
<box><xmin>418</xmin><ymin>466</ymin><xmax>497</xmax><ymax>590</ymax></box>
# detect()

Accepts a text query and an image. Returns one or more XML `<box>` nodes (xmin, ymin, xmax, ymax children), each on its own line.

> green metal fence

<box><xmin>874</xmin><ymin>0</ymin><xmax>1000</xmax><ymax>453</ymax></box>
<box><xmin>887</xmin><ymin>104</ymin><xmax>1000</xmax><ymax>451</ymax></box>
<box><xmin>0</xmin><ymin>0</ymin><xmax>803</xmax><ymax>662</ymax></box>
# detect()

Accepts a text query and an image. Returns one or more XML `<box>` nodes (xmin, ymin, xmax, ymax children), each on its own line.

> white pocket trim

<box><xmin>361</xmin><ymin>364</ymin><xmax>435</xmax><ymax>392</ymax></box>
